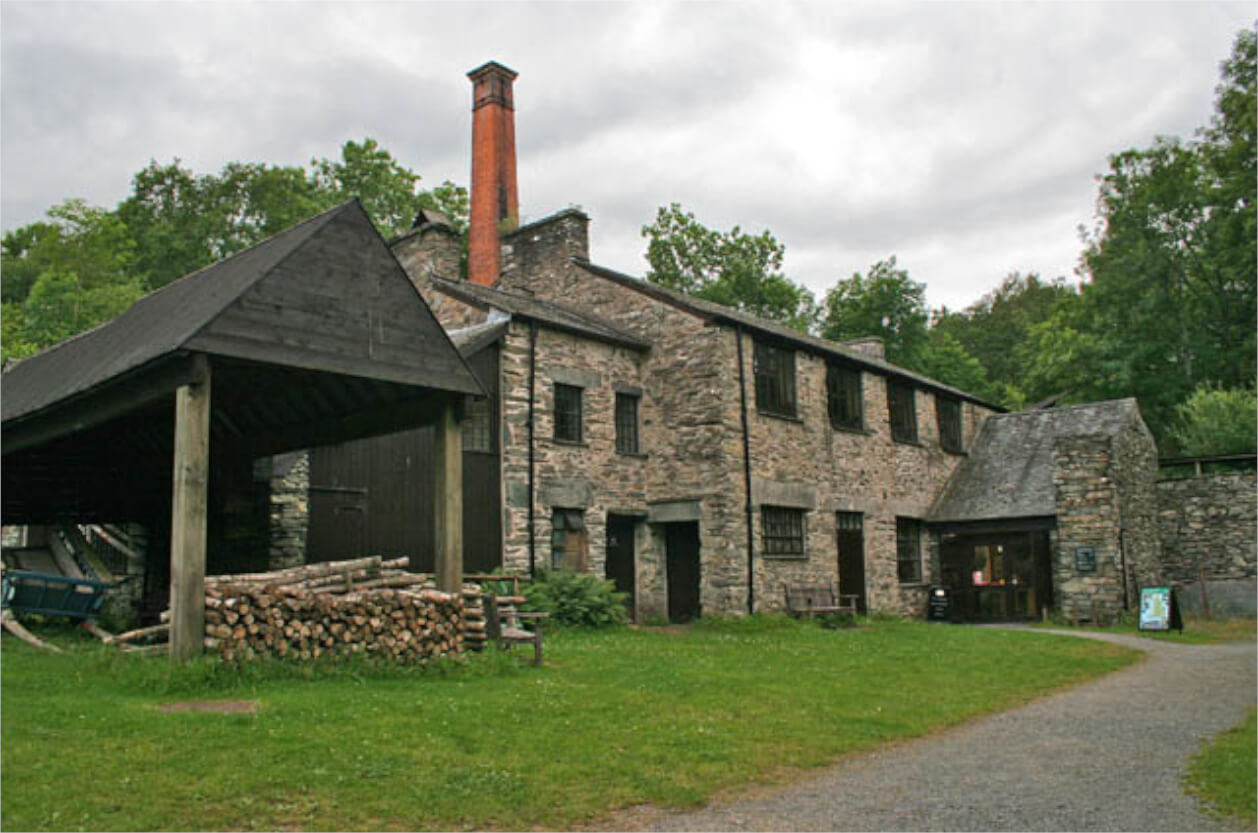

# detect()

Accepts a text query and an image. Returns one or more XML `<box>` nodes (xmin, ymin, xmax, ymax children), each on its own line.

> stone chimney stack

<box><xmin>466</xmin><ymin>61</ymin><xmax>519</xmax><ymax>286</ymax></box>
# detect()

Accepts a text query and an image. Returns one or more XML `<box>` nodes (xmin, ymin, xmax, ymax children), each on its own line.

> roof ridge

<box><xmin>573</xmin><ymin>259</ymin><xmax>1003</xmax><ymax>411</ymax></box>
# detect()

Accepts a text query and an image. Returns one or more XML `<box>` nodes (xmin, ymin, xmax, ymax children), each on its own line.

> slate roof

<box><xmin>429</xmin><ymin>276</ymin><xmax>652</xmax><ymax>352</ymax></box>
<box><xmin>3</xmin><ymin>200</ymin><xmax>482</xmax><ymax>427</ymax></box>
<box><xmin>574</xmin><ymin>260</ymin><xmax>1002</xmax><ymax>410</ymax></box>
<box><xmin>928</xmin><ymin>399</ymin><xmax>1141</xmax><ymax>523</ymax></box>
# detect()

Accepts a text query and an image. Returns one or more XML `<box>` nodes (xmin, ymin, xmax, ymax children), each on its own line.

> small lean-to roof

<box><xmin>574</xmin><ymin>260</ymin><xmax>1002</xmax><ymax>411</ymax></box>
<box><xmin>429</xmin><ymin>276</ymin><xmax>651</xmax><ymax>352</ymax></box>
<box><xmin>929</xmin><ymin>399</ymin><xmax>1141</xmax><ymax>523</ymax></box>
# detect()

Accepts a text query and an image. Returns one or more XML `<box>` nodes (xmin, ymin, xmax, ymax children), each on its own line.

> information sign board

<box><xmin>1139</xmin><ymin>586</ymin><xmax>1183</xmax><ymax>633</ymax></box>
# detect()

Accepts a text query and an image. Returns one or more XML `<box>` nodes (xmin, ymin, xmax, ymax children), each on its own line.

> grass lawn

<box><xmin>1034</xmin><ymin>616</ymin><xmax>1257</xmax><ymax>644</ymax></box>
<box><xmin>1186</xmin><ymin>708</ymin><xmax>1258</xmax><ymax>829</ymax></box>
<box><xmin>2</xmin><ymin>618</ymin><xmax>1139</xmax><ymax>831</ymax></box>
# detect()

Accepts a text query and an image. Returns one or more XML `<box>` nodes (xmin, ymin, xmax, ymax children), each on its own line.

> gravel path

<box><xmin>631</xmin><ymin>629</ymin><xmax>1256</xmax><ymax>832</ymax></box>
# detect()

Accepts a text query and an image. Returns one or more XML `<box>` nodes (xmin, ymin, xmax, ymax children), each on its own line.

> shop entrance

<box><xmin>940</xmin><ymin>530</ymin><xmax>1053</xmax><ymax>622</ymax></box>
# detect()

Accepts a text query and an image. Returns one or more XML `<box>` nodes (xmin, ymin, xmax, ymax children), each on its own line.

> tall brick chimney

<box><xmin>466</xmin><ymin>61</ymin><xmax>519</xmax><ymax>286</ymax></box>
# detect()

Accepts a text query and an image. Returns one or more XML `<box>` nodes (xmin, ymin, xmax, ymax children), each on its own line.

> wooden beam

<box><xmin>2</xmin><ymin>353</ymin><xmax>205</xmax><ymax>456</ymax></box>
<box><xmin>169</xmin><ymin>359</ymin><xmax>211</xmax><ymax>663</ymax></box>
<box><xmin>433</xmin><ymin>396</ymin><xmax>463</xmax><ymax>594</ymax></box>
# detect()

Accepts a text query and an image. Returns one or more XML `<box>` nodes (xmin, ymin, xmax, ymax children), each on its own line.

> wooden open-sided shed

<box><xmin>2</xmin><ymin>200</ymin><xmax>482</xmax><ymax>659</ymax></box>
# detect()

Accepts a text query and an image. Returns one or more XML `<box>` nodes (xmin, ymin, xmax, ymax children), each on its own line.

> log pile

<box><xmin>135</xmin><ymin>556</ymin><xmax>491</xmax><ymax>664</ymax></box>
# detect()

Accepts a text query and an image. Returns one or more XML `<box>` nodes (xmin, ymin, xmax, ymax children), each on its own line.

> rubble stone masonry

<box><xmin>1157</xmin><ymin>470</ymin><xmax>1256</xmax><ymax>585</ymax></box>
<box><xmin>496</xmin><ymin>209</ymin><xmax>996</xmax><ymax>617</ymax></box>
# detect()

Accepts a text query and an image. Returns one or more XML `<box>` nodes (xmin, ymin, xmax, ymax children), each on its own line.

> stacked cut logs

<box><xmin>144</xmin><ymin>555</ymin><xmax>490</xmax><ymax>664</ymax></box>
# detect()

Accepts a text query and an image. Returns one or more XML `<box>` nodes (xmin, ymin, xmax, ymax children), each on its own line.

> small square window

<box><xmin>762</xmin><ymin>506</ymin><xmax>806</xmax><ymax>557</ymax></box>
<box><xmin>937</xmin><ymin>396</ymin><xmax>963</xmax><ymax>453</ymax></box>
<box><xmin>554</xmin><ymin>383</ymin><xmax>582</xmax><ymax>443</ymax></box>
<box><xmin>888</xmin><ymin>379</ymin><xmax>918</xmax><ymax>444</ymax></box>
<box><xmin>896</xmin><ymin>517</ymin><xmax>923</xmax><ymax>584</ymax></box>
<box><xmin>615</xmin><ymin>392</ymin><xmax>640</xmax><ymax>454</ymax></box>
<box><xmin>754</xmin><ymin>341</ymin><xmax>797</xmax><ymax>418</ymax></box>
<box><xmin>827</xmin><ymin>364</ymin><xmax>863</xmax><ymax>430</ymax></box>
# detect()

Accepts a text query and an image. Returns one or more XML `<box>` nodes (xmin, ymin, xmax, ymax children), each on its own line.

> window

<box><xmin>462</xmin><ymin>396</ymin><xmax>492</xmax><ymax>452</ymax></box>
<box><xmin>937</xmin><ymin>396</ymin><xmax>963</xmax><ymax>453</ymax></box>
<box><xmin>888</xmin><ymin>379</ymin><xmax>917</xmax><ymax>443</ymax></box>
<box><xmin>615</xmin><ymin>392</ymin><xmax>640</xmax><ymax>454</ymax></box>
<box><xmin>826</xmin><ymin>364</ymin><xmax>863</xmax><ymax>430</ymax></box>
<box><xmin>553</xmin><ymin>383</ymin><xmax>582</xmax><ymax>443</ymax></box>
<box><xmin>762</xmin><ymin>506</ymin><xmax>806</xmax><ymax>557</ymax></box>
<box><xmin>754</xmin><ymin>341</ymin><xmax>796</xmax><ymax>418</ymax></box>
<box><xmin>551</xmin><ymin>508</ymin><xmax>588</xmax><ymax>571</ymax></box>
<box><xmin>896</xmin><ymin>517</ymin><xmax>923</xmax><ymax>584</ymax></box>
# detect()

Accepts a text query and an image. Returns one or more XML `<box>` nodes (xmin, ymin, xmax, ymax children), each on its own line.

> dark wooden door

<box><xmin>836</xmin><ymin>512</ymin><xmax>867</xmax><ymax>614</ymax></box>
<box><xmin>605</xmin><ymin>514</ymin><xmax>636</xmax><ymax>616</ymax></box>
<box><xmin>665</xmin><ymin>522</ymin><xmax>701</xmax><ymax>623</ymax></box>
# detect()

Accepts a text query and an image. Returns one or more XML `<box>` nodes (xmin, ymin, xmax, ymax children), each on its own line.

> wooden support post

<box><xmin>169</xmin><ymin>362</ymin><xmax>211</xmax><ymax>662</ymax></box>
<box><xmin>433</xmin><ymin>396</ymin><xmax>463</xmax><ymax>594</ymax></box>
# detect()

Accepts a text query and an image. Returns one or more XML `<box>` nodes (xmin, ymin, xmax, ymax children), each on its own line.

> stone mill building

<box><xmin>295</xmin><ymin>61</ymin><xmax>1169</xmax><ymax>624</ymax></box>
<box><xmin>8</xmin><ymin>60</ymin><xmax>1223</xmax><ymax>626</ymax></box>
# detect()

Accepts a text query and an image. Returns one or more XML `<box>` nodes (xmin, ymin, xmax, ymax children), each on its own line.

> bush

<box><xmin>521</xmin><ymin>570</ymin><xmax>628</xmax><ymax>629</ymax></box>
<box><xmin>1170</xmin><ymin>384</ymin><xmax>1257</xmax><ymax>456</ymax></box>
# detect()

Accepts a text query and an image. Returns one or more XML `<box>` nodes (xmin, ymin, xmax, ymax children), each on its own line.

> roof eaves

<box><xmin>573</xmin><ymin>259</ymin><xmax>1003</xmax><ymax>411</ymax></box>
<box><xmin>429</xmin><ymin>277</ymin><xmax>651</xmax><ymax>353</ymax></box>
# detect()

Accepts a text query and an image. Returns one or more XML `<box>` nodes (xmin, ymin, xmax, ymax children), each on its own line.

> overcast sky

<box><xmin>2</xmin><ymin>2</ymin><xmax>1252</xmax><ymax>310</ymax></box>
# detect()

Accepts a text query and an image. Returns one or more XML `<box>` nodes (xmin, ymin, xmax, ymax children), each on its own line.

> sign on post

<box><xmin>1138</xmin><ymin>586</ymin><xmax>1183</xmax><ymax>633</ymax></box>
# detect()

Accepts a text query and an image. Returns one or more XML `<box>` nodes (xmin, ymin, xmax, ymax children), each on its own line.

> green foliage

<box><xmin>931</xmin><ymin>272</ymin><xmax>1074</xmax><ymax>407</ymax></box>
<box><xmin>642</xmin><ymin>203</ymin><xmax>817</xmax><ymax>332</ymax></box>
<box><xmin>1</xmin><ymin>138</ymin><xmax>469</xmax><ymax>357</ymax></box>
<box><xmin>1029</xmin><ymin>28</ymin><xmax>1256</xmax><ymax>442</ymax></box>
<box><xmin>916</xmin><ymin>329</ymin><xmax>1000</xmax><ymax>402</ymax></box>
<box><xmin>820</xmin><ymin>256</ymin><xmax>929</xmax><ymax>366</ymax></box>
<box><xmin>1169</xmin><ymin>384</ymin><xmax>1258</xmax><ymax>456</ymax></box>
<box><xmin>1185</xmin><ymin>708</ymin><xmax>1258</xmax><ymax>827</ymax></box>
<box><xmin>521</xmin><ymin>569</ymin><xmax>628</xmax><ymax>629</ymax></box>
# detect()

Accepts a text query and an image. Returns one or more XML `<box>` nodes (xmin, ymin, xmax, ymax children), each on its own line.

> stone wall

<box><xmin>267</xmin><ymin>451</ymin><xmax>310</xmax><ymax>571</ymax></box>
<box><xmin>494</xmin><ymin>209</ymin><xmax>995</xmax><ymax>618</ymax></box>
<box><xmin>1156</xmin><ymin>470</ymin><xmax>1256</xmax><ymax>617</ymax></box>
<box><xmin>1051</xmin><ymin>436</ymin><xmax>1123</xmax><ymax>621</ymax></box>
<box><xmin>1114</xmin><ymin>415</ymin><xmax>1162</xmax><ymax>604</ymax></box>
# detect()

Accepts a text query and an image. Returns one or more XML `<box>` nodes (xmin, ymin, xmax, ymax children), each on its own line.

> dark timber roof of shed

<box><xmin>928</xmin><ymin>399</ymin><xmax>1141</xmax><ymax>523</ymax></box>
<box><xmin>428</xmin><ymin>276</ymin><xmax>651</xmax><ymax>352</ymax></box>
<box><xmin>3</xmin><ymin>200</ymin><xmax>481</xmax><ymax>427</ymax></box>
<box><xmin>573</xmin><ymin>260</ymin><xmax>1001</xmax><ymax>410</ymax></box>
<box><xmin>2</xmin><ymin>200</ymin><xmax>484</xmax><ymax>523</ymax></box>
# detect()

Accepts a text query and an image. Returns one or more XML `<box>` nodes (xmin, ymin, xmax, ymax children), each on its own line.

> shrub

<box><xmin>521</xmin><ymin>570</ymin><xmax>628</xmax><ymax>629</ymax></box>
<box><xmin>1170</xmin><ymin>384</ymin><xmax>1257</xmax><ymax>456</ymax></box>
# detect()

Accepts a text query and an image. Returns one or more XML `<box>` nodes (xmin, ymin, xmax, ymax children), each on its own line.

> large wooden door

<box><xmin>605</xmin><ymin>514</ymin><xmax>636</xmax><ymax>616</ymax></box>
<box><xmin>836</xmin><ymin>512</ymin><xmax>867</xmax><ymax>614</ymax></box>
<box><xmin>665</xmin><ymin>522</ymin><xmax>701</xmax><ymax>623</ymax></box>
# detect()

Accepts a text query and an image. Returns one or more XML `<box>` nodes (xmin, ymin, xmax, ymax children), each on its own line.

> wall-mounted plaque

<box><xmin>1075</xmin><ymin>546</ymin><xmax>1097</xmax><ymax>573</ymax></box>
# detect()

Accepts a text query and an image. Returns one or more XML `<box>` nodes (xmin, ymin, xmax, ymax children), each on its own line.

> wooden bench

<box><xmin>481</xmin><ymin>592</ymin><xmax>547</xmax><ymax>667</ymax></box>
<box><xmin>785</xmin><ymin>582</ymin><xmax>858</xmax><ymax>618</ymax></box>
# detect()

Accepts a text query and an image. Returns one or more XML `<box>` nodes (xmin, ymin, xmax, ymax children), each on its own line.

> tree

<box><xmin>2</xmin><ymin>138</ymin><xmax>469</xmax><ymax>356</ymax></box>
<box><xmin>915</xmin><ymin>329</ymin><xmax>1002</xmax><ymax>403</ymax></box>
<box><xmin>641</xmin><ymin>203</ymin><xmax>816</xmax><ymax>332</ymax></box>
<box><xmin>931</xmin><ymin>272</ymin><xmax>1072</xmax><ymax>406</ymax></box>
<box><xmin>1</xmin><ymin>199</ymin><xmax>144</xmax><ymax>362</ymax></box>
<box><xmin>819</xmin><ymin>257</ymin><xmax>929</xmax><ymax>367</ymax></box>
<box><xmin>1169</xmin><ymin>384</ymin><xmax>1257</xmax><ymax>456</ymax></box>
<box><xmin>1029</xmin><ymin>27</ymin><xmax>1256</xmax><ymax>442</ymax></box>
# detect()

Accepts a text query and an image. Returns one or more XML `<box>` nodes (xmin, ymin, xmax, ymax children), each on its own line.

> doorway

<box><xmin>836</xmin><ymin>512</ymin><xmax>867</xmax><ymax>614</ymax></box>
<box><xmin>940</xmin><ymin>530</ymin><xmax>1053</xmax><ymax>621</ymax></box>
<box><xmin>605</xmin><ymin>514</ymin><xmax>637</xmax><ymax>619</ymax></box>
<box><xmin>665</xmin><ymin>522</ymin><xmax>701</xmax><ymax>623</ymax></box>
